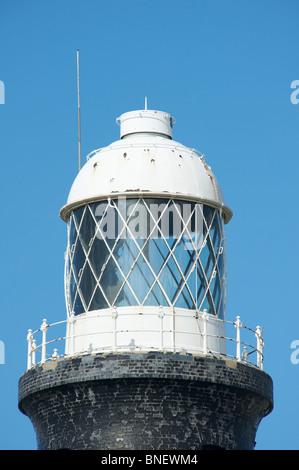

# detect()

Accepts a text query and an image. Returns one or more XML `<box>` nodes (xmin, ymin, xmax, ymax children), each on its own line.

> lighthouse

<box><xmin>18</xmin><ymin>106</ymin><xmax>273</xmax><ymax>450</ymax></box>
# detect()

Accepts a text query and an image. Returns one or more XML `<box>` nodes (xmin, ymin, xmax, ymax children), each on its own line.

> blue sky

<box><xmin>0</xmin><ymin>0</ymin><xmax>298</xmax><ymax>450</ymax></box>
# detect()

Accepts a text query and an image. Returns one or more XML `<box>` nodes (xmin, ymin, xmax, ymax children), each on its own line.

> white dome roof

<box><xmin>60</xmin><ymin>109</ymin><xmax>232</xmax><ymax>223</ymax></box>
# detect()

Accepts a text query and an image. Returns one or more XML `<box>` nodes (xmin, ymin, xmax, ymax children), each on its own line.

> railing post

<box><xmin>112</xmin><ymin>307</ymin><xmax>118</xmax><ymax>351</ymax></box>
<box><xmin>255</xmin><ymin>325</ymin><xmax>264</xmax><ymax>370</ymax></box>
<box><xmin>27</xmin><ymin>329</ymin><xmax>33</xmax><ymax>370</ymax></box>
<box><xmin>52</xmin><ymin>349</ymin><xmax>58</xmax><ymax>359</ymax></box>
<box><xmin>235</xmin><ymin>316</ymin><xmax>242</xmax><ymax>361</ymax></box>
<box><xmin>31</xmin><ymin>339</ymin><xmax>36</xmax><ymax>366</ymax></box>
<box><xmin>41</xmin><ymin>319</ymin><xmax>48</xmax><ymax>364</ymax></box>
<box><xmin>68</xmin><ymin>312</ymin><xmax>75</xmax><ymax>355</ymax></box>
<box><xmin>158</xmin><ymin>306</ymin><xmax>164</xmax><ymax>351</ymax></box>
<box><xmin>242</xmin><ymin>346</ymin><xmax>248</xmax><ymax>363</ymax></box>
<box><xmin>202</xmin><ymin>310</ymin><xmax>208</xmax><ymax>354</ymax></box>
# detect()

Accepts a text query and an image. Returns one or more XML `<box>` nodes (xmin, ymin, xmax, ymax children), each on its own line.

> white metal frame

<box><xmin>65</xmin><ymin>197</ymin><xmax>227</xmax><ymax>318</ymax></box>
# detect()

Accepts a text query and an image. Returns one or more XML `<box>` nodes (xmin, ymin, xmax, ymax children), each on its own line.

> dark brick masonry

<box><xmin>18</xmin><ymin>351</ymin><xmax>273</xmax><ymax>450</ymax></box>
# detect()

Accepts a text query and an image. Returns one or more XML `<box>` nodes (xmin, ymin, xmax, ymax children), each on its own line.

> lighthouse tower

<box><xmin>18</xmin><ymin>106</ymin><xmax>273</xmax><ymax>450</ymax></box>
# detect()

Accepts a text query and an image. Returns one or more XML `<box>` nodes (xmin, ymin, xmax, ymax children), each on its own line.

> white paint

<box><xmin>64</xmin><ymin>306</ymin><xmax>227</xmax><ymax>357</ymax></box>
<box><xmin>117</xmin><ymin>109</ymin><xmax>174</xmax><ymax>139</ymax></box>
<box><xmin>60</xmin><ymin>109</ymin><xmax>232</xmax><ymax>223</ymax></box>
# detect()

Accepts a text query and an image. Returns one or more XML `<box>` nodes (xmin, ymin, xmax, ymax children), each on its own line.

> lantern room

<box><xmin>60</xmin><ymin>107</ymin><xmax>232</xmax><ymax>356</ymax></box>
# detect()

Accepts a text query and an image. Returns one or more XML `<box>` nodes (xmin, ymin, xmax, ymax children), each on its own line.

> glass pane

<box><xmin>201</xmin><ymin>289</ymin><xmax>214</xmax><ymax>314</ymax></box>
<box><xmin>159</xmin><ymin>253</ymin><xmax>188</xmax><ymax>306</ymax></box>
<box><xmin>175</xmin><ymin>284</ymin><xmax>195</xmax><ymax>309</ymax></box>
<box><xmin>143</xmin><ymin>281</ymin><xmax>168</xmax><ymax>306</ymax></box>
<box><xmin>89</xmin><ymin>286</ymin><xmax>109</xmax><ymax>311</ymax></box>
<box><xmin>114</xmin><ymin>238</ymin><xmax>139</xmax><ymax>277</ymax></box>
<box><xmin>72</xmin><ymin>238</ymin><xmax>86</xmax><ymax>279</ymax></box>
<box><xmin>172</xmin><ymin>237</ymin><xmax>193</xmax><ymax>277</ymax></box>
<box><xmin>209</xmin><ymin>218</ymin><xmax>220</xmax><ymax>254</ymax></box>
<box><xmin>88</xmin><ymin>236</ymin><xmax>110</xmax><ymax>279</ymax></box>
<box><xmin>209</xmin><ymin>273</ymin><xmax>220</xmax><ymax>313</ymax></box>
<box><xmin>145</xmin><ymin>237</ymin><xmax>168</xmax><ymax>275</ymax></box>
<box><xmin>186</xmin><ymin>264</ymin><xmax>196</xmax><ymax>302</ymax></box>
<box><xmin>161</xmin><ymin>254</ymin><xmax>181</xmax><ymax>285</ymax></box>
<box><xmin>200</xmin><ymin>236</ymin><xmax>215</xmax><ymax>281</ymax></box>
<box><xmin>73</xmin><ymin>291</ymin><xmax>85</xmax><ymax>315</ymax></box>
<box><xmin>125</xmin><ymin>198</ymin><xmax>150</xmax><ymax>240</ymax></box>
<box><xmin>68</xmin><ymin>269</ymin><xmax>77</xmax><ymax>311</ymax></box>
<box><xmin>73</xmin><ymin>206</ymin><xmax>85</xmax><ymax>231</ymax></box>
<box><xmin>144</xmin><ymin>197</ymin><xmax>170</xmax><ymax>232</ymax></box>
<box><xmin>196</xmin><ymin>261</ymin><xmax>207</xmax><ymax>308</ymax></box>
<box><xmin>78</xmin><ymin>206</ymin><xmax>96</xmax><ymax>253</ymax></box>
<box><xmin>66</xmin><ymin>200</ymin><xmax>226</xmax><ymax>318</ymax></box>
<box><xmin>203</xmin><ymin>205</ymin><xmax>214</xmax><ymax>230</ymax></box>
<box><xmin>126</xmin><ymin>256</ymin><xmax>155</xmax><ymax>304</ymax></box>
<box><xmin>161</xmin><ymin>200</ymin><xmax>180</xmax><ymax>239</ymax></box>
<box><xmin>95</xmin><ymin>204</ymin><xmax>118</xmax><ymax>250</ymax></box>
<box><xmin>100</xmin><ymin>256</ymin><xmax>124</xmax><ymax>305</ymax></box>
<box><xmin>68</xmin><ymin>215</ymin><xmax>77</xmax><ymax>246</ymax></box>
<box><xmin>115</xmin><ymin>282</ymin><xmax>137</xmax><ymax>307</ymax></box>
<box><xmin>79</xmin><ymin>261</ymin><xmax>97</xmax><ymax>310</ymax></box>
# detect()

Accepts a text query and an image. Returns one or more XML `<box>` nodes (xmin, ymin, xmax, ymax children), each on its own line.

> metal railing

<box><xmin>25</xmin><ymin>313</ymin><xmax>264</xmax><ymax>371</ymax></box>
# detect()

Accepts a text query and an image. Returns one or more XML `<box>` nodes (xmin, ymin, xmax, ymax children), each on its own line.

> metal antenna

<box><xmin>77</xmin><ymin>49</ymin><xmax>81</xmax><ymax>171</ymax></box>
<box><xmin>145</xmin><ymin>96</ymin><xmax>148</xmax><ymax>110</ymax></box>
